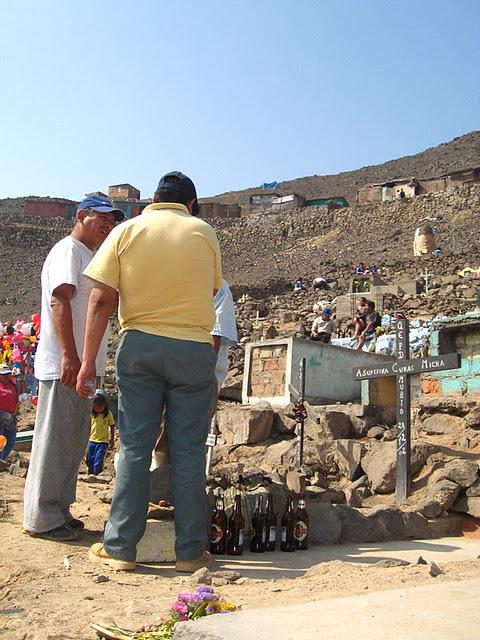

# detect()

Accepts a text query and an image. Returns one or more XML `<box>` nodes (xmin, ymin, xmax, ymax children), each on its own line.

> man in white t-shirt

<box><xmin>211</xmin><ymin>279</ymin><xmax>238</xmax><ymax>387</ymax></box>
<box><xmin>23</xmin><ymin>195</ymin><xmax>124</xmax><ymax>541</ymax></box>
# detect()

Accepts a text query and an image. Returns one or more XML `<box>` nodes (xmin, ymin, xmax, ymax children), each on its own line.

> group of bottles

<box><xmin>210</xmin><ymin>490</ymin><xmax>309</xmax><ymax>555</ymax></box>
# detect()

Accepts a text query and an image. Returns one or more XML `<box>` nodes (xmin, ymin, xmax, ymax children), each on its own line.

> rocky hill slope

<box><xmin>207</xmin><ymin>130</ymin><xmax>480</xmax><ymax>208</ymax></box>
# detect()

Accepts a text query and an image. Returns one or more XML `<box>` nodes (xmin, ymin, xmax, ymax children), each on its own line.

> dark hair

<box><xmin>366</xmin><ymin>300</ymin><xmax>375</xmax><ymax>309</ymax></box>
<box><xmin>92</xmin><ymin>395</ymin><xmax>109</xmax><ymax>417</ymax></box>
<box><xmin>153</xmin><ymin>188</ymin><xmax>191</xmax><ymax>206</ymax></box>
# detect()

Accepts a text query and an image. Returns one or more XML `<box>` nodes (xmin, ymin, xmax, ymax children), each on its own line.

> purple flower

<box><xmin>197</xmin><ymin>586</ymin><xmax>214</xmax><ymax>594</ymax></box>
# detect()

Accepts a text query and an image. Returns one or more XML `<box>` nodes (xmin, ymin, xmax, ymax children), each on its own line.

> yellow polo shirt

<box><xmin>84</xmin><ymin>203</ymin><xmax>222</xmax><ymax>344</ymax></box>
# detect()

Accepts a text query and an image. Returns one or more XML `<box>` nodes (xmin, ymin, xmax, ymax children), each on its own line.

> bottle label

<box><xmin>269</xmin><ymin>526</ymin><xmax>276</xmax><ymax>543</ymax></box>
<box><xmin>211</xmin><ymin>524</ymin><xmax>224</xmax><ymax>544</ymax></box>
<box><xmin>238</xmin><ymin>530</ymin><xmax>244</xmax><ymax>546</ymax></box>
<box><xmin>295</xmin><ymin>521</ymin><xmax>308</xmax><ymax>542</ymax></box>
<box><xmin>261</xmin><ymin>526</ymin><xmax>267</xmax><ymax>544</ymax></box>
<box><xmin>281</xmin><ymin>526</ymin><xmax>286</xmax><ymax>542</ymax></box>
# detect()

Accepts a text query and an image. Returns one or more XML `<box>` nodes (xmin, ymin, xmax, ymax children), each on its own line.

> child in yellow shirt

<box><xmin>86</xmin><ymin>390</ymin><xmax>115</xmax><ymax>476</ymax></box>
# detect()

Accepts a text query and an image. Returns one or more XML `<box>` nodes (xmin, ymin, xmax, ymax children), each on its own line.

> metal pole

<box><xmin>396</xmin><ymin>318</ymin><xmax>411</xmax><ymax>502</ymax></box>
<box><xmin>296</xmin><ymin>358</ymin><xmax>306</xmax><ymax>468</ymax></box>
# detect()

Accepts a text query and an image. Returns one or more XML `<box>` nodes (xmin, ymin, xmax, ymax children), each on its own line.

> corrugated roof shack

<box><xmin>422</xmin><ymin>313</ymin><xmax>480</xmax><ymax>396</ymax></box>
<box><xmin>357</xmin><ymin>179</ymin><xmax>418</xmax><ymax>204</ymax></box>
<box><xmin>271</xmin><ymin>194</ymin><xmax>305</xmax><ymax>211</ymax></box>
<box><xmin>357</xmin><ymin>167</ymin><xmax>480</xmax><ymax>204</ymax></box>
<box><xmin>200</xmin><ymin>202</ymin><xmax>241</xmax><ymax>219</ymax></box>
<box><xmin>108</xmin><ymin>183</ymin><xmax>141</xmax><ymax>200</ymax></box>
<box><xmin>24</xmin><ymin>198</ymin><xmax>78</xmax><ymax>219</ymax></box>
<box><xmin>249</xmin><ymin>192</ymin><xmax>280</xmax><ymax>214</ymax></box>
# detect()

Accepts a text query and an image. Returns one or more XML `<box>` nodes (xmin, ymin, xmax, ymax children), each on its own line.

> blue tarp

<box><xmin>260</xmin><ymin>181</ymin><xmax>279</xmax><ymax>190</ymax></box>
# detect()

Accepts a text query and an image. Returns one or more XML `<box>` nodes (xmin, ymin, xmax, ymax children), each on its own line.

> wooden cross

<box><xmin>353</xmin><ymin>318</ymin><xmax>461</xmax><ymax>502</ymax></box>
<box><xmin>422</xmin><ymin>268</ymin><xmax>435</xmax><ymax>297</ymax></box>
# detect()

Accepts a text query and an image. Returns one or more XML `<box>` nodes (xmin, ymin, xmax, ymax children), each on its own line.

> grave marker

<box><xmin>353</xmin><ymin>318</ymin><xmax>461</xmax><ymax>502</ymax></box>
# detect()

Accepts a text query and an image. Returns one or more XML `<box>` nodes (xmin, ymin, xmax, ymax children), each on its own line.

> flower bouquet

<box><xmin>92</xmin><ymin>587</ymin><xmax>239</xmax><ymax>639</ymax></box>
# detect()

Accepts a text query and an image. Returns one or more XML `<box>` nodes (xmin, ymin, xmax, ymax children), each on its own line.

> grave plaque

<box><xmin>353</xmin><ymin>318</ymin><xmax>461</xmax><ymax>502</ymax></box>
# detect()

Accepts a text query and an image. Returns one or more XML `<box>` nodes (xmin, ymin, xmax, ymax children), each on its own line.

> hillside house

<box><xmin>23</xmin><ymin>198</ymin><xmax>78</xmax><ymax>219</ymax></box>
<box><xmin>304</xmin><ymin>196</ymin><xmax>348</xmax><ymax>210</ymax></box>
<box><xmin>199</xmin><ymin>202</ymin><xmax>241</xmax><ymax>219</ymax></box>
<box><xmin>357</xmin><ymin>178</ymin><xmax>419</xmax><ymax>204</ymax></box>
<box><xmin>249</xmin><ymin>192</ymin><xmax>304</xmax><ymax>214</ymax></box>
<box><xmin>108</xmin><ymin>183</ymin><xmax>141</xmax><ymax>201</ymax></box>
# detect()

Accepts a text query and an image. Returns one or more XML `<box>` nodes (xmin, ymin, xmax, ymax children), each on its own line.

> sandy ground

<box><xmin>1</xmin><ymin>468</ymin><xmax>480</xmax><ymax>640</ymax></box>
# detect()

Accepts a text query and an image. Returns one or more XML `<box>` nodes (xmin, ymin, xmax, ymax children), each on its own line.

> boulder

<box><xmin>264</xmin><ymin>439</ymin><xmax>296</xmax><ymax>468</ymax></box>
<box><xmin>308</xmin><ymin>501</ymin><xmax>342</xmax><ymax>544</ymax></box>
<box><xmin>345</xmin><ymin>487</ymin><xmax>363</xmax><ymax>508</ymax></box>
<box><xmin>306</xmin><ymin>487</ymin><xmax>346</xmax><ymax>504</ymax></box>
<box><xmin>420</xmin><ymin>414</ymin><xmax>465</xmax><ymax>435</ymax></box>
<box><xmin>367</xmin><ymin>426</ymin><xmax>385</xmax><ymax>440</ymax></box>
<box><xmin>425</xmin><ymin>478</ymin><xmax>461</xmax><ymax>511</ymax></box>
<box><xmin>218</xmin><ymin>378</ymin><xmax>243</xmax><ymax>402</ymax></box>
<box><xmin>333</xmin><ymin>439</ymin><xmax>365</xmax><ymax>481</ymax></box>
<box><xmin>335</xmin><ymin>505</ymin><xmax>384</xmax><ymax>543</ymax></box>
<box><xmin>322</xmin><ymin>411</ymin><xmax>353</xmax><ymax>439</ymax></box>
<box><xmin>366</xmin><ymin>505</ymin><xmax>406</xmax><ymax>541</ymax></box>
<box><xmin>452</xmin><ymin>495</ymin><xmax>480</xmax><ymax>518</ymax></box>
<box><xmin>218</xmin><ymin>403</ymin><xmax>273</xmax><ymax>445</ymax></box>
<box><xmin>362</xmin><ymin>440</ymin><xmax>435</xmax><ymax>494</ymax></box>
<box><xmin>403</xmin><ymin>511</ymin><xmax>463</xmax><ymax>539</ymax></box>
<box><xmin>440</xmin><ymin>459</ymin><xmax>479</xmax><ymax>488</ymax></box>
<box><xmin>466</xmin><ymin>479</ymin><xmax>480</xmax><ymax>497</ymax></box>
<box><xmin>464</xmin><ymin>406</ymin><xmax>480</xmax><ymax>429</ymax></box>
<box><xmin>415</xmin><ymin>500</ymin><xmax>444</xmax><ymax>519</ymax></box>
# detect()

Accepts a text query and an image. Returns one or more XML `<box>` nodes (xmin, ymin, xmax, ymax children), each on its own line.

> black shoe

<box><xmin>23</xmin><ymin>524</ymin><xmax>79</xmax><ymax>542</ymax></box>
<box><xmin>66</xmin><ymin>518</ymin><xmax>85</xmax><ymax>531</ymax></box>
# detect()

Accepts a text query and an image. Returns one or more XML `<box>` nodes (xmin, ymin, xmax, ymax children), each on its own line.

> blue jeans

<box><xmin>86</xmin><ymin>441</ymin><xmax>108</xmax><ymax>475</ymax></box>
<box><xmin>0</xmin><ymin>424</ymin><xmax>16</xmax><ymax>461</ymax></box>
<box><xmin>104</xmin><ymin>331</ymin><xmax>216</xmax><ymax>562</ymax></box>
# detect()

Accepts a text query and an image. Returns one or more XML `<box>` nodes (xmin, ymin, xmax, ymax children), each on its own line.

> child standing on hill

<box><xmin>86</xmin><ymin>390</ymin><xmax>115</xmax><ymax>476</ymax></box>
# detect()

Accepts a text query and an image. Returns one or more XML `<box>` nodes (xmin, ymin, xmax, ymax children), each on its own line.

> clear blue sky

<box><xmin>1</xmin><ymin>0</ymin><xmax>478</xmax><ymax>200</ymax></box>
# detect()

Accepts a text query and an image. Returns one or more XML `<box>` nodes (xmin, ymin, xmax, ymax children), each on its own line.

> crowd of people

<box><xmin>0</xmin><ymin>317</ymin><xmax>40</xmax><ymax>461</ymax></box>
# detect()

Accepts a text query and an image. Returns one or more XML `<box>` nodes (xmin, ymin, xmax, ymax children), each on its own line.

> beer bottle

<box><xmin>210</xmin><ymin>492</ymin><xmax>227</xmax><ymax>555</ymax></box>
<box><xmin>227</xmin><ymin>491</ymin><xmax>245</xmax><ymax>555</ymax></box>
<box><xmin>249</xmin><ymin>495</ymin><xmax>266</xmax><ymax>553</ymax></box>
<box><xmin>294</xmin><ymin>493</ymin><xmax>309</xmax><ymax>550</ymax></box>
<box><xmin>280</xmin><ymin>494</ymin><xmax>296</xmax><ymax>552</ymax></box>
<box><xmin>265</xmin><ymin>493</ymin><xmax>277</xmax><ymax>552</ymax></box>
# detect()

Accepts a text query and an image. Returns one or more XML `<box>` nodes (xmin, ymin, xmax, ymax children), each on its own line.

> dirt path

<box><xmin>2</xmin><ymin>472</ymin><xmax>480</xmax><ymax>640</ymax></box>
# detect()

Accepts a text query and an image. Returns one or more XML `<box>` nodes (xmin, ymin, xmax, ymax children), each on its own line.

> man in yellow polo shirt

<box><xmin>76</xmin><ymin>172</ymin><xmax>222</xmax><ymax>572</ymax></box>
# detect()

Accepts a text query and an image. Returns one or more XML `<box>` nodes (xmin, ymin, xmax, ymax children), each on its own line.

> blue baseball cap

<box><xmin>322</xmin><ymin>307</ymin><xmax>332</xmax><ymax>316</ymax></box>
<box><xmin>77</xmin><ymin>195</ymin><xmax>125</xmax><ymax>222</ymax></box>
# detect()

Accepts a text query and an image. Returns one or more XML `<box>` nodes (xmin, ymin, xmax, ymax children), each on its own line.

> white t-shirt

<box><xmin>34</xmin><ymin>236</ymin><xmax>109</xmax><ymax>381</ymax></box>
<box><xmin>212</xmin><ymin>280</ymin><xmax>237</xmax><ymax>387</ymax></box>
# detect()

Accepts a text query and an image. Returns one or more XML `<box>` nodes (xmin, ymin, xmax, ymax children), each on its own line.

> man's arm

<box><xmin>76</xmin><ymin>281</ymin><xmax>117</xmax><ymax>397</ymax></box>
<box><xmin>50</xmin><ymin>283</ymin><xmax>78</xmax><ymax>389</ymax></box>
<box><xmin>212</xmin><ymin>335</ymin><xmax>221</xmax><ymax>353</ymax></box>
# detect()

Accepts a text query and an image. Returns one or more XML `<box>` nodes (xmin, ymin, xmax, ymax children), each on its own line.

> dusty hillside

<box><xmin>206</xmin><ymin>130</ymin><xmax>480</xmax><ymax>208</ymax></box>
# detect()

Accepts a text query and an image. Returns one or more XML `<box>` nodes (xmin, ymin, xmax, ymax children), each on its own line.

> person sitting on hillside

<box><xmin>310</xmin><ymin>307</ymin><xmax>334</xmax><ymax>343</ymax></box>
<box><xmin>356</xmin><ymin>300</ymin><xmax>382</xmax><ymax>350</ymax></box>
<box><xmin>355</xmin><ymin>263</ymin><xmax>367</xmax><ymax>275</ymax></box>
<box><xmin>293</xmin><ymin>278</ymin><xmax>307</xmax><ymax>293</ymax></box>
<box><xmin>312</xmin><ymin>277</ymin><xmax>329</xmax><ymax>292</ymax></box>
<box><xmin>413</xmin><ymin>224</ymin><xmax>437</xmax><ymax>256</ymax></box>
<box><xmin>352</xmin><ymin>296</ymin><xmax>368</xmax><ymax>337</ymax></box>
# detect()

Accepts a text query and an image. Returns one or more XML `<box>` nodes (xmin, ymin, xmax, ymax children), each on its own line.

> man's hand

<box><xmin>76</xmin><ymin>361</ymin><xmax>96</xmax><ymax>398</ymax></box>
<box><xmin>61</xmin><ymin>353</ymin><xmax>82</xmax><ymax>389</ymax></box>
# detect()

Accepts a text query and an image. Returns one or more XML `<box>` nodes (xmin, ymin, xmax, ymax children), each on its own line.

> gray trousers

<box><xmin>104</xmin><ymin>330</ymin><xmax>216</xmax><ymax>562</ymax></box>
<box><xmin>23</xmin><ymin>380</ymin><xmax>92</xmax><ymax>533</ymax></box>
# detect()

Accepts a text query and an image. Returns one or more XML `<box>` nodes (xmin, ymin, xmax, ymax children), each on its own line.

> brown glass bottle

<box><xmin>227</xmin><ymin>492</ymin><xmax>245</xmax><ymax>555</ymax></box>
<box><xmin>265</xmin><ymin>493</ymin><xmax>277</xmax><ymax>551</ymax></box>
<box><xmin>210</xmin><ymin>494</ymin><xmax>227</xmax><ymax>555</ymax></box>
<box><xmin>249</xmin><ymin>495</ymin><xmax>266</xmax><ymax>553</ymax></box>
<box><xmin>280</xmin><ymin>494</ymin><xmax>296</xmax><ymax>552</ymax></box>
<box><xmin>294</xmin><ymin>494</ymin><xmax>309</xmax><ymax>550</ymax></box>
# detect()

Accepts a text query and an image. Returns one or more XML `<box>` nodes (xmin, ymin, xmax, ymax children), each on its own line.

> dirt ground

<box><xmin>1</xmin><ymin>467</ymin><xmax>480</xmax><ymax>640</ymax></box>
